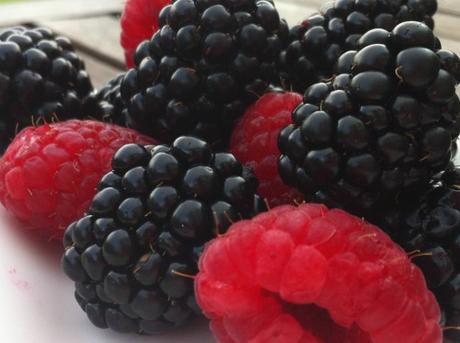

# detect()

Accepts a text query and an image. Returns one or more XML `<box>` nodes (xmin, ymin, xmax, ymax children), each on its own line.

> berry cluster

<box><xmin>280</xmin><ymin>0</ymin><xmax>438</xmax><ymax>92</ymax></box>
<box><xmin>0</xmin><ymin>0</ymin><xmax>456</xmax><ymax>341</ymax></box>
<box><xmin>0</xmin><ymin>26</ymin><xmax>95</xmax><ymax>151</ymax></box>
<box><xmin>279</xmin><ymin>21</ymin><xmax>460</xmax><ymax>214</ymax></box>
<box><xmin>62</xmin><ymin>137</ymin><xmax>266</xmax><ymax>333</ymax></box>
<box><xmin>277</xmin><ymin>20</ymin><xmax>460</xmax><ymax>340</ymax></box>
<box><xmin>116</xmin><ymin>0</ymin><xmax>289</xmax><ymax>146</ymax></box>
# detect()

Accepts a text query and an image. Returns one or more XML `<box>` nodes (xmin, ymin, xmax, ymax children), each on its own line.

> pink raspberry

<box><xmin>120</xmin><ymin>0</ymin><xmax>170</xmax><ymax>68</ymax></box>
<box><xmin>230</xmin><ymin>92</ymin><xmax>303</xmax><ymax>207</ymax></box>
<box><xmin>196</xmin><ymin>204</ymin><xmax>442</xmax><ymax>343</ymax></box>
<box><xmin>0</xmin><ymin>120</ymin><xmax>154</xmax><ymax>240</ymax></box>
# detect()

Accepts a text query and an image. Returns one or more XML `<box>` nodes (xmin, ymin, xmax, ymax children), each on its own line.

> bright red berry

<box><xmin>120</xmin><ymin>0</ymin><xmax>170</xmax><ymax>68</ymax></box>
<box><xmin>196</xmin><ymin>204</ymin><xmax>442</xmax><ymax>343</ymax></box>
<box><xmin>230</xmin><ymin>92</ymin><xmax>303</xmax><ymax>207</ymax></box>
<box><xmin>0</xmin><ymin>120</ymin><xmax>154</xmax><ymax>240</ymax></box>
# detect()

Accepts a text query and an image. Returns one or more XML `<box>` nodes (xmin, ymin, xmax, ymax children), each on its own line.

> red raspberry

<box><xmin>120</xmin><ymin>0</ymin><xmax>170</xmax><ymax>68</ymax></box>
<box><xmin>230</xmin><ymin>92</ymin><xmax>303</xmax><ymax>207</ymax></box>
<box><xmin>0</xmin><ymin>120</ymin><xmax>154</xmax><ymax>241</ymax></box>
<box><xmin>196</xmin><ymin>204</ymin><xmax>442</xmax><ymax>343</ymax></box>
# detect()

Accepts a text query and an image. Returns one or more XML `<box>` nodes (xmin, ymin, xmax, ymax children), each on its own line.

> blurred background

<box><xmin>0</xmin><ymin>0</ymin><xmax>302</xmax><ymax>89</ymax></box>
<box><xmin>0</xmin><ymin>0</ymin><xmax>457</xmax><ymax>90</ymax></box>
<box><xmin>0</xmin><ymin>0</ymin><xmax>307</xmax><ymax>89</ymax></box>
<box><xmin>0</xmin><ymin>0</ymin><xmax>126</xmax><ymax>88</ymax></box>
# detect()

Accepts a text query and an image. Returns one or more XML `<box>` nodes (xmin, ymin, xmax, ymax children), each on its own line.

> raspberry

<box><xmin>0</xmin><ymin>120</ymin><xmax>154</xmax><ymax>240</ymax></box>
<box><xmin>230</xmin><ymin>92</ymin><xmax>303</xmax><ymax>206</ymax></box>
<box><xmin>120</xmin><ymin>0</ymin><xmax>170</xmax><ymax>68</ymax></box>
<box><xmin>196</xmin><ymin>204</ymin><xmax>442</xmax><ymax>343</ymax></box>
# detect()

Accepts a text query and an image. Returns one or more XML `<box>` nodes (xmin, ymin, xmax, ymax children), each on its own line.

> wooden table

<box><xmin>0</xmin><ymin>0</ymin><xmax>458</xmax><ymax>90</ymax></box>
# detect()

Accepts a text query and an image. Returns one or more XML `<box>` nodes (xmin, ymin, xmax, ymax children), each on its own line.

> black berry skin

<box><xmin>368</xmin><ymin>166</ymin><xmax>460</xmax><ymax>342</ymax></box>
<box><xmin>279</xmin><ymin>22</ymin><xmax>460</xmax><ymax>215</ymax></box>
<box><xmin>62</xmin><ymin>137</ymin><xmax>266</xmax><ymax>335</ymax></box>
<box><xmin>87</xmin><ymin>73</ymin><xmax>130</xmax><ymax>127</ymax></box>
<box><xmin>279</xmin><ymin>0</ymin><xmax>438</xmax><ymax>93</ymax></box>
<box><xmin>0</xmin><ymin>26</ymin><xmax>95</xmax><ymax>151</ymax></box>
<box><xmin>106</xmin><ymin>0</ymin><xmax>289</xmax><ymax>147</ymax></box>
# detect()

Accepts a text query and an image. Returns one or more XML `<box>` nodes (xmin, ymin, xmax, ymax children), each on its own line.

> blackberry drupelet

<box><xmin>368</xmin><ymin>167</ymin><xmax>460</xmax><ymax>341</ymax></box>
<box><xmin>0</xmin><ymin>26</ymin><xmax>94</xmax><ymax>150</ymax></box>
<box><xmin>279</xmin><ymin>0</ymin><xmax>438</xmax><ymax>92</ymax></box>
<box><xmin>278</xmin><ymin>21</ymin><xmax>460</xmax><ymax>215</ymax></box>
<box><xmin>62</xmin><ymin>136</ymin><xmax>266</xmax><ymax>334</ymax></box>
<box><xmin>90</xmin><ymin>73</ymin><xmax>130</xmax><ymax>127</ymax></box>
<box><xmin>118</xmin><ymin>0</ymin><xmax>289</xmax><ymax>147</ymax></box>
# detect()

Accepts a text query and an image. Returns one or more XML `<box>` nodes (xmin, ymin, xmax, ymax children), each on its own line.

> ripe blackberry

<box><xmin>0</xmin><ymin>26</ymin><xmax>94</xmax><ymax>151</ymax></box>
<box><xmin>280</xmin><ymin>0</ymin><xmax>438</xmax><ymax>92</ymax></box>
<box><xmin>278</xmin><ymin>22</ymin><xmax>460</xmax><ymax>215</ymax></box>
<box><xmin>365</xmin><ymin>167</ymin><xmax>460</xmax><ymax>341</ymax></box>
<box><xmin>119</xmin><ymin>0</ymin><xmax>289</xmax><ymax>147</ymax></box>
<box><xmin>61</xmin><ymin>136</ymin><xmax>266</xmax><ymax>334</ymax></box>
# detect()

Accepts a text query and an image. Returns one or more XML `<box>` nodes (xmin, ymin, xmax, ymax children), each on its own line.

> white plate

<box><xmin>0</xmin><ymin>207</ymin><xmax>215</xmax><ymax>343</ymax></box>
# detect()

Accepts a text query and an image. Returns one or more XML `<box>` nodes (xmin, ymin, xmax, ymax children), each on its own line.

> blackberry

<box><xmin>0</xmin><ymin>26</ymin><xmax>94</xmax><ymax>150</ymax></box>
<box><xmin>278</xmin><ymin>22</ymin><xmax>460</xmax><ymax>215</ymax></box>
<box><xmin>89</xmin><ymin>73</ymin><xmax>130</xmax><ymax>127</ymax></box>
<box><xmin>118</xmin><ymin>0</ymin><xmax>289</xmax><ymax>147</ymax></box>
<box><xmin>367</xmin><ymin>166</ymin><xmax>460</xmax><ymax>341</ymax></box>
<box><xmin>279</xmin><ymin>0</ymin><xmax>438</xmax><ymax>92</ymax></box>
<box><xmin>61</xmin><ymin>136</ymin><xmax>266</xmax><ymax>334</ymax></box>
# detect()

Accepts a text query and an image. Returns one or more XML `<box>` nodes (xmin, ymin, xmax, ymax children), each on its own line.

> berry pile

<box><xmin>279</xmin><ymin>21</ymin><xmax>460</xmax><ymax>214</ymax></box>
<box><xmin>62</xmin><ymin>137</ymin><xmax>266</xmax><ymax>334</ymax></box>
<box><xmin>117</xmin><ymin>0</ymin><xmax>289</xmax><ymax>146</ymax></box>
<box><xmin>0</xmin><ymin>26</ymin><xmax>94</xmax><ymax>151</ymax></box>
<box><xmin>0</xmin><ymin>120</ymin><xmax>154</xmax><ymax>240</ymax></box>
<box><xmin>0</xmin><ymin>0</ymin><xmax>455</xmax><ymax>342</ymax></box>
<box><xmin>280</xmin><ymin>0</ymin><xmax>438</xmax><ymax>92</ymax></box>
<box><xmin>277</xmin><ymin>20</ymin><xmax>460</xmax><ymax>339</ymax></box>
<box><xmin>196</xmin><ymin>204</ymin><xmax>442</xmax><ymax>342</ymax></box>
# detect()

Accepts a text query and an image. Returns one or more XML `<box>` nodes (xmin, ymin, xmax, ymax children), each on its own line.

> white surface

<box><xmin>0</xmin><ymin>207</ymin><xmax>214</xmax><ymax>343</ymax></box>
